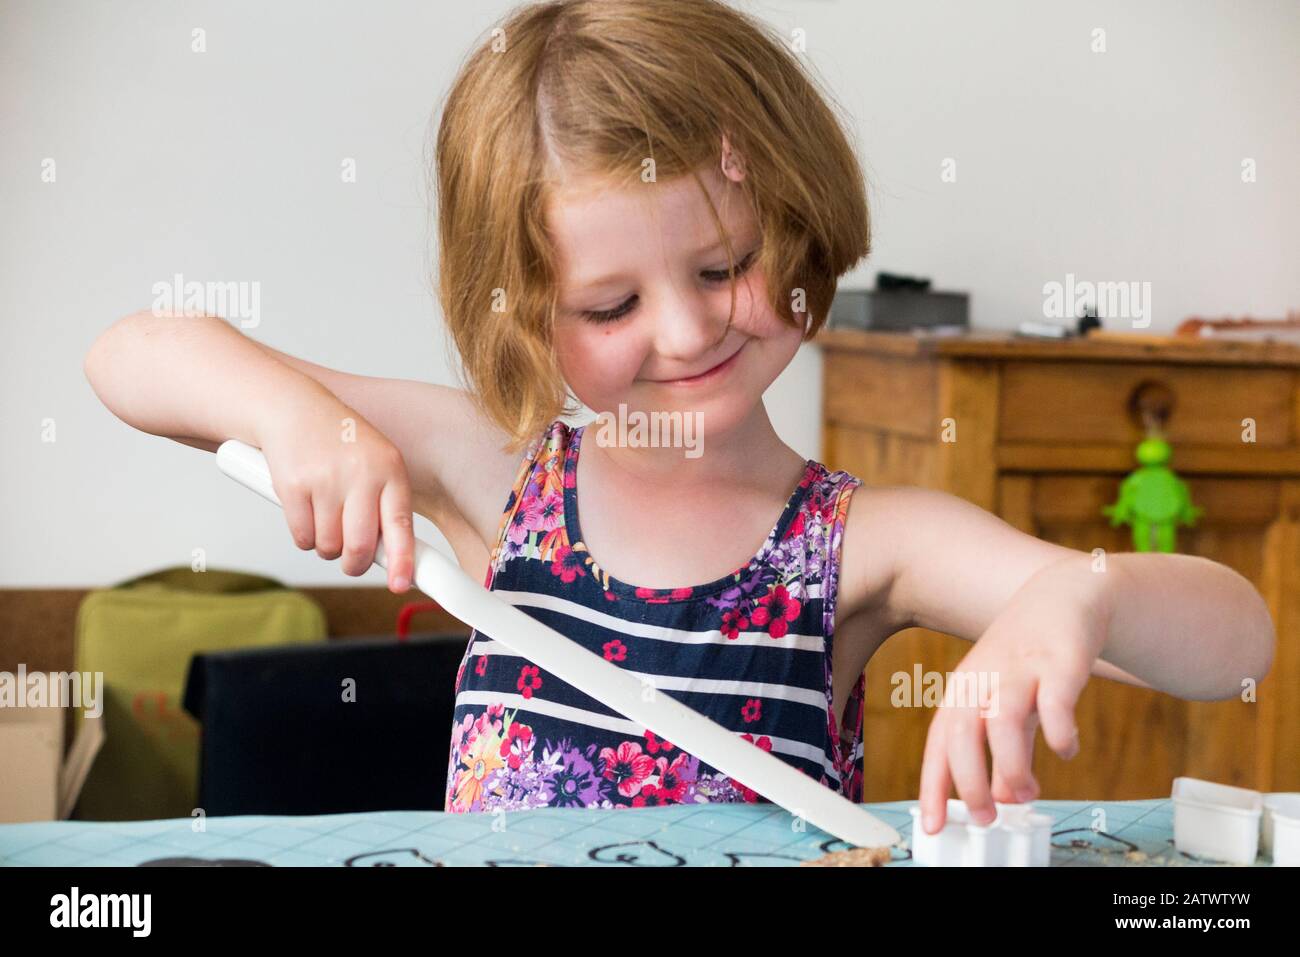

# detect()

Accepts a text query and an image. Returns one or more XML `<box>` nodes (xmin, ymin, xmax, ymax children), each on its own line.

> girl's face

<box><xmin>547</xmin><ymin>161</ymin><xmax>803</xmax><ymax>439</ymax></box>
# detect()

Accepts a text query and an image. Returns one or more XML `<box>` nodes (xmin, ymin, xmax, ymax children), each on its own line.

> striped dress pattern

<box><xmin>444</xmin><ymin>418</ymin><xmax>865</xmax><ymax>813</ymax></box>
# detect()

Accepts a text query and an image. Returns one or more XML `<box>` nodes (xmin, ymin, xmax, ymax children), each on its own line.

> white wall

<box><xmin>2</xmin><ymin>0</ymin><xmax>1295</xmax><ymax>586</ymax></box>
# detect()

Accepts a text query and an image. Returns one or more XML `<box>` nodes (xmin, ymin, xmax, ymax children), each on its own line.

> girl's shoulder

<box><xmin>510</xmin><ymin>417</ymin><xmax>577</xmax><ymax>494</ymax></box>
<box><xmin>829</xmin><ymin>482</ymin><xmax>926</xmax><ymax>632</ymax></box>
<box><xmin>482</xmin><ymin>417</ymin><xmax>577</xmax><ymax>556</ymax></box>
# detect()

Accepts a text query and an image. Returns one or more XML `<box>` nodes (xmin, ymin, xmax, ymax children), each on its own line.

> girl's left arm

<box><xmin>837</xmin><ymin>485</ymin><xmax>1276</xmax><ymax>832</ymax></box>
<box><xmin>841</xmin><ymin>485</ymin><xmax>1275</xmax><ymax>697</ymax></box>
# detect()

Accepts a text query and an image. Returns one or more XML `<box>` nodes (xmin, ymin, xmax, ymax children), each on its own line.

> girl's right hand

<box><xmin>258</xmin><ymin>403</ymin><xmax>416</xmax><ymax>594</ymax></box>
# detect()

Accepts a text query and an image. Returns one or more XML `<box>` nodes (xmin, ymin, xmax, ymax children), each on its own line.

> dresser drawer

<box><xmin>998</xmin><ymin>362</ymin><xmax>1296</xmax><ymax>448</ymax></box>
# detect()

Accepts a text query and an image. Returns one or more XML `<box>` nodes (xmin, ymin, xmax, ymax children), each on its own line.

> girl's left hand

<box><xmin>916</xmin><ymin>561</ymin><xmax>1112</xmax><ymax>835</ymax></box>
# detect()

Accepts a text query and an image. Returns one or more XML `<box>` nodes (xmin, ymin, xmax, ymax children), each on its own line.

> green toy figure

<box><xmin>1103</xmin><ymin>436</ymin><xmax>1203</xmax><ymax>552</ymax></box>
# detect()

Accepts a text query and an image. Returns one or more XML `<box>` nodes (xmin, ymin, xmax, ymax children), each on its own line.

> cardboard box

<box><xmin>0</xmin><ymin>670</ymin><xmax>104</xmax><ymax>822</ymax></box>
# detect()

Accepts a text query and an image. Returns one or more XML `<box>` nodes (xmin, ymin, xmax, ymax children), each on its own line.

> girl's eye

<box><xmin>583</xmin><ymin>296</ymin><xmax>638</xmax><ymax>325</ymax></box>
<box><xmin>700</xmin><ymin>249</ymin><xmax>759</xmax><ymax>284</ymax></box>
<box><xmin>581</xmin><ymin>249</ymin><xmax>759</xmax><ymax>325</ymax></box>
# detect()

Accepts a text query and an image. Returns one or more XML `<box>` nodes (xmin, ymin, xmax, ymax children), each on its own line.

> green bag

<box><xmin>73</xmin><ymin>566</ymin><xmax>327</xmax><ymax>821</ymax></box>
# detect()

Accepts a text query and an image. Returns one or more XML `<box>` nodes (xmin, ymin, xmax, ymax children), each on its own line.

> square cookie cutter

<box><xmin>1174</xmin><ymin>776</ymin><xmax>1300</xmax><ymax>865</ymax></box>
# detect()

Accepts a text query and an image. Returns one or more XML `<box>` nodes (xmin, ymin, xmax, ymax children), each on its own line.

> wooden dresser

<box><xmin>817</xmin><ymin>327</ymin><xmax>1300</xmax><ymax>801</ymax></box>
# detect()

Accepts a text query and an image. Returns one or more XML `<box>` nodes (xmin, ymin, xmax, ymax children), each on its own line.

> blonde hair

<box><xmin>431</xmin><ymin>0</ymin><xmax>870</xmax><ymax>454</ymax></box>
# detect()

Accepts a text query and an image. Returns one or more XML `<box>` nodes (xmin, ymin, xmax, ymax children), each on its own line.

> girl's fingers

<box><xmin>990</xmin><ymin>766</ymin><xmax>1011</xmax><ymax>804</ymax></box>
<box><xmin>340</xmin><ymin>487</ymin><xmax>380</xmax><ymax>577</ymax></box>
<box><xmin>985</xmin><ymin>693</ymin><xmax>1039</xmax><ymax>804</ymax></box>
<box><xmin>311</xmin><ymin>487</ymin><xmax>344</xmax><ymax>562</ymax></box>
<box><xmin>279</xmin><ymin>484</ymin><xmax>316</xmax><ymax>551</ymax></box>
<box><xmin>946</xmin><ymin>707</ymin><xmax>995</xmax><ymax>826</ymax></box>
<box><xmin>1037</xmin><ymin>677</ymin><xmax>1085</xmax><ymax>761</ymax></box>
<box><xmin>379</xmin><ymin>479</ymin><xmax>414</xmax><ymax>593</ymax></box>
<box><xmin>918</xmin><ymin>714</ymin><xmax>954</xmax><ymax>835</ymax></box>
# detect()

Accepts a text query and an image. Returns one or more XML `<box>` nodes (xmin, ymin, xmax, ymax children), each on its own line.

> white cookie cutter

<box><xmin>1264</xmin><ymin>794</ymin><xmax>1300</xmax><ymax>866</ymax></box>
<box><xmin>1172</xmin><ymin>776</ymin><xmax>1262</xmax><ymax>864</ymax></box>
<box><xmin>215</xmin><ymin>439</ymin><xmax>901</xmax><ymax>851</ymax></box>
<box><xmin>1173</xmin><ymin>776</ymin><xmax>1300</xmax><ymax>866</ymax></box>
<box><xmin>908</xmin><ymin>799</ymin><xmax>1052</xmax><ymax>866</ymax></box>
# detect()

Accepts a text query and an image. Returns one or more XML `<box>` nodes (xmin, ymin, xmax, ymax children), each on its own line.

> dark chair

<box><xmin>182</xmin><ymin>634</ymin><xmax>470</xmax><ymax>816</ymax></box>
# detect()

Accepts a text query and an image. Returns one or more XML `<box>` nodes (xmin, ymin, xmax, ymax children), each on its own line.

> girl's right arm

<box><xmin>83</xmin><ymin>311</ymin><xmax>522</xmax><ymax>591</ymax></box>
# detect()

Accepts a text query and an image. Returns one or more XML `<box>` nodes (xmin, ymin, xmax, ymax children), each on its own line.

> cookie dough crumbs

<box><xmin>801</xmin><ymin>846</ymin><xmax>893</xmax><ymax>867</ymax></box>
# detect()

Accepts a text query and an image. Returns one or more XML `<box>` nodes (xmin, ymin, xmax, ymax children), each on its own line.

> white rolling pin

<box><xmin>216</xmin><ymin>439</ymin><xmax>900</xmax><ymax>850</ymax></box>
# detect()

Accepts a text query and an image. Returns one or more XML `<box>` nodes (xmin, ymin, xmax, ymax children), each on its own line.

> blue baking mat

<box><xmin>0</xmin><ymin>798</ymin><xmax>1267</xmax><ymax>867</ymax></box>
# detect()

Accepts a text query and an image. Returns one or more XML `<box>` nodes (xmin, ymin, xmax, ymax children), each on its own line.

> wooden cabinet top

<box><xmin>813</xmin><ymin>327</ymin><xmax>1300</xmax><ymax>368</ymax></box>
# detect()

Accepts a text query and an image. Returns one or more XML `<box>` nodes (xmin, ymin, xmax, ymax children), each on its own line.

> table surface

<box><xmin>0</xmin><ymin>798</ymin><xmax>1270</xmax><ymax>867</ymax></box>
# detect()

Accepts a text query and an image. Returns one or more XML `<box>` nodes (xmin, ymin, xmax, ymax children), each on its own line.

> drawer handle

<box><xmin>1127</xmin><ymin>380</ymin><xmax>1176</xmax><ymax>434</ymax></box>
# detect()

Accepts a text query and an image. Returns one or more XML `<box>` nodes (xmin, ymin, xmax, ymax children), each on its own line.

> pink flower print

<box><xmin>750</xmin><ymin>584</ymin><xmax>801</xmax><ymax>639</ymax></box>
<box><xmin>632</xmin><ymin>785</ymin><xmax>672</xmax><ymax>807</ymax></box>
<box><xmin>550</xmin><ymin>545</ymin><xmax>587</xmax><ymax>584</ymax></box>
<box><xmin>669</xmin><ymin>587</ymin><xmax>693</xmax><ymax>601</ymax></box>
<box><xmin>536</xmin><ymin>492</ymin><xmax>564</xmax><ymax>532</ymax></box>
<box><xmin>517</xmin><ymin>665</ymin><xmax>543</xmax><ymax>699</ymax></box>
<box><xmin>644</xmin><ymin>730</ymin><xmax>674</xmax><ymax>755</ymax></box>
<box><xmin>450</xmin><ymin>712</ymin><xmax>473</xmax><ymax>751</ymax></box>
<box><xmin>732</xmin><ymin>733</ymin><xmax>773</xmax><ymax>802</ymax></box>
<box><xmin>486</xmin><ymin>702</ymin><xmax>505</xmax><ymax>720</ymax></box>
<box><xmin>603</xmin><ymin>639</ymin><xmax>627</xmax><ymax>662</ymax></box>
<box><xmin>721</xmin><ymin>608</ymin><xmax>749</xmax><ymax>640</ymax></box>
<box><xmin>507</xmin><ymin>495</ymin><xmax>544</xmax><ymax>545</ymax></box>
<box><xmin>475</xmin><ymin>655</ymin><xmax>488</xmax><ymax>676</ymax></box>
<box><xmin>742</xmin><ymin>698</ymin><xmax>762</xmax><ymax>723</ymax></box>
<box><xmin>499</xmin><ymin>722</ymin><xmax>534</xmax><ymax>770</ymax></box>
<box><xmin>598</xmin><ymin>741</ymin><xmax>656</xmax><ymax>797</ymax></box>
<box><xmin>783</xmin><ymin>510</ymin><xmax>805</xmax><ymax>541</ymax></box>
<box><xmin>653</xmin><ymin>752</ymin><xmax>690</xmax><ymax>802</ymax></box>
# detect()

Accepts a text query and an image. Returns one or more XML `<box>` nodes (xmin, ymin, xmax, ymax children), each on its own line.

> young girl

<box><xmin>84</xmin><ymin>0</ymin><xmax>1274</xmax><ymax>836</ymax></box>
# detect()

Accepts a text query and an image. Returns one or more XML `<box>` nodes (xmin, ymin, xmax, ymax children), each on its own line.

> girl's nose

<box><xmin>651</xmin><ymin>291</ymin><xmax>732</xmax><ymax>365</ymax></box>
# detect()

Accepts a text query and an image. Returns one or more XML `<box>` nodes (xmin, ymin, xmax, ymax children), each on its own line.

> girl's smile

<box><xmin>645</xmin><ymin>339</ymin><xmax>748</xmax><ymax>386</ymax></box>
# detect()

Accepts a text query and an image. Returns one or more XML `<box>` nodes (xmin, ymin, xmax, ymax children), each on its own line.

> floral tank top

<box><xmin>444</xmin><ymin>418</ymin><xmax>866</xmax><ymax>813</ymax></box>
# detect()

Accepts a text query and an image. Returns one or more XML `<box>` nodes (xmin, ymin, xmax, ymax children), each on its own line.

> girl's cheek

<box><xmin>595</xmin><ymin>347</ymin><xmax>645</xmax><ymax>390</ymax></box>
<box><xmin>553</xmin><ymin>327</ymin><xmax>593</xmax><ymax>393</ymax></box>
<box><xmin>733</xmin><ymin>273</ymin><xmax>802</xmax><ymax>343</ymax></box>
<box><xmin>557</xmin><ymin>325</ymin><xmax>643</xmax><ymax>392</ymax></box>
